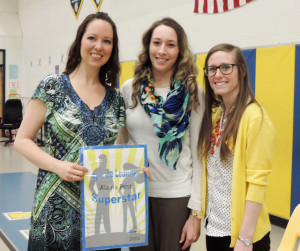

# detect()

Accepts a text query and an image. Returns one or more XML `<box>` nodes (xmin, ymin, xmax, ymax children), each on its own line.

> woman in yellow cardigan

<box><xmin>198</xmin><ymin>43</ymin><xmax>276</xmax><ymax>251</ymax></box>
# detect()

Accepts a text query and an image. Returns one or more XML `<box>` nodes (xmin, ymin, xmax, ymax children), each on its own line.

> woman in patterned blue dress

<box><xmin>15</xmin><ymin>12</ymin><xmax>124</xmax><ymax>251</ymax></box>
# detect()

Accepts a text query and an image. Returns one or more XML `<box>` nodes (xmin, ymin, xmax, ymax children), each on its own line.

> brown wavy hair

<box><xmin>63</xmin><ymin>12</ymin><xmax>120</xmax><ymax>90</ymax></box>
<box><xmin>130</xmin><ymin>17</ymin><xmax>199</xmax><ymax>110</ymax></box>
<box><xmin>198</xmin><ymin>43</ymin><xmax>261</xmax><ymax>160</ymax></box>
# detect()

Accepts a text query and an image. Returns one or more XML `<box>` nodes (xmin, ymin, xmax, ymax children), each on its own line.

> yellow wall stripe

<box><xmin>256</xmin><ymin>45</ymin><xmax>295</xmax><ymax>219</ymax></box>
<box><xmin>120</xmin><ymin>61</ymin><xmax>135</xmax><ymax>89</ymax></box>
<box><xmin>196</xmin><ymin>54</ymin><xmax>207</xmax><ymax>88</ymax></box>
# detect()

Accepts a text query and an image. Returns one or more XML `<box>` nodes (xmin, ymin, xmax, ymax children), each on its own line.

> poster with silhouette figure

<box><xmin>80</xmin><ymin>145</ymin><xmax>148</xmax><ymax>250</ymax></box>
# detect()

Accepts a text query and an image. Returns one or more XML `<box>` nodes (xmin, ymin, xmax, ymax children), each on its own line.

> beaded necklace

<box><xmin>210</xmin><ymin>112</ymin><xmax>225</xmax><ymax>155</ymax></box>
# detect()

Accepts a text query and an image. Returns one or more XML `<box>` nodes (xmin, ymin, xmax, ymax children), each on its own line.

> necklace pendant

<box><xmin>210</xmin><ymin>114</ymin><xmax>224</xmax><ymax>155</ymax></box>
<box><xmin>211</xmin><ymin>146</ymin><xmax>215</xmax><ymax>155</ymax></box>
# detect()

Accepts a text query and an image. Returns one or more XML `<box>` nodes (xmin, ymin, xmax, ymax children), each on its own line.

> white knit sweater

<box><xmin>120</xmin><ymin>78</ymin><xmax>205</xmax><ymax>210</ymax></box>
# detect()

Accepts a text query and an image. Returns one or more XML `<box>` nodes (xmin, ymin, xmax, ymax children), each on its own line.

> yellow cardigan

<box><xmin>201</xmin><ymin>103</ymin><xmax>276</xmax><ymax>247</ymax></box>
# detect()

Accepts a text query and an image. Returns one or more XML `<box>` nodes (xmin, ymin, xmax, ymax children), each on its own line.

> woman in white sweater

<box><xmin>116</xmin><ymin>17</ymin><xmax>204</xmax><ymax>251</ymax></box>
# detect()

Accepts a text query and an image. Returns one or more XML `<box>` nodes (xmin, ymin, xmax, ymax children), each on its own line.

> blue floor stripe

<box><xmin>0</xmin><ymin>172</ymin><xmax>36</xmax><ymax>251</ymax></box>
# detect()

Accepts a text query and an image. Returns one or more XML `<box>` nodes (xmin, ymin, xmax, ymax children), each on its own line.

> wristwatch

<box><xmin>238</xmin><ymin>237</ymin><xmax>252</xmax><ymax>246</ymax></box>
<box><xmin>190</xmin><ymin>210</ymin><xmax>202</xmax><ymax>219</ymax></box>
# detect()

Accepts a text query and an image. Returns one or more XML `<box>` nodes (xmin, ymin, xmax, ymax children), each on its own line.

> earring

<box><xmin>105</xmin><ymin>72</ymin><xmax>112</xmax><ymax>86</ymax></box>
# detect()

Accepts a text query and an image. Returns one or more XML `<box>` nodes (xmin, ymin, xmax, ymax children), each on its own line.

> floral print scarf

<box><xmin>139</xmin><ymin>74</ymin><xmax>191</xmax><ymax>170</ymax></box>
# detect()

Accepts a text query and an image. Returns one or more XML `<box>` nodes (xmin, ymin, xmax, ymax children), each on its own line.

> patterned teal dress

<box><xmin>28</xmin><ymin>74</ymin><xmax>125</xmax><ymax>250</ymax></box>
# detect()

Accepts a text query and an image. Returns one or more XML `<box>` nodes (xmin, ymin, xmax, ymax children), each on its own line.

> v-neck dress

<box><xmin>28</xmin><ymin>74</ymin><xmax>125</xmax><ymax>250</ymax></box>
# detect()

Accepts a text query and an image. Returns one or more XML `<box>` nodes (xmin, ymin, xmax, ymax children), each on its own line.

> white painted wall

<box><xmin>0</xmin><ymin>0</ymin><xmax>22</xmax><ymax>100</ymax></box>
<box><xmin>1</xmin><ymin>0</ymin><xmax>300</xmax><ymax>101</ymax></box>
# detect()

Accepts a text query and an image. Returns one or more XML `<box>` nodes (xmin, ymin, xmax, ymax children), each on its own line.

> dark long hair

<box><xmin>198</xmin><ymin>43</ymin><xmax>260</xmax><ymax>160</ymax></box>
<box><xmin>63</xmin><ymin>12</ymin><xmax>120</xmax><ymax>89</ymax></box>
<box><xmin>131</xmin><ymin>17</ymin><xmax>199</xmax><ymax>110</ymax></box>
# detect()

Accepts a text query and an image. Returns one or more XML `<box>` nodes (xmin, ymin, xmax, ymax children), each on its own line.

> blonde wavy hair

<box><xmin>130</xmin><ymin>17</ymin><xmax>199</xmax><ymax>110</ymax></box>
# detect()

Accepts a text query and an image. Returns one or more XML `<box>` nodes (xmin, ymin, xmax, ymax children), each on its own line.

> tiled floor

<box><xmin>0</xmin><ymin>139</ymin><xmax>285</xmax><ymax>250</ymax></box>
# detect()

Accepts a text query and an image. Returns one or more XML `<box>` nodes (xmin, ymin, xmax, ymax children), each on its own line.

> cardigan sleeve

<box><xmin>187</xmin><ymin>85</ymin><xmax>205</xmax><ymax>211</ymax></box>
<box><xmin>244</xmin><ymin>105</ymin><xmax>276</xmax><ymax>204</ymax></box>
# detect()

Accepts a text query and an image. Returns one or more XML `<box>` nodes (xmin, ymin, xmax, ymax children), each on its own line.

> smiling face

<box><xmin>80</xmin><ymin>19</ymin><xmax>113</xmax><ymax>70</ymax></box>
<box><xmin>207</xmin><ymin>50</ymin><xmax>240</xmax><ymax>103</ymax></box>
<box><xmin>149</xmin><ymin>25</ymin><xmax>179</xmax><ymax>77</ymax></box>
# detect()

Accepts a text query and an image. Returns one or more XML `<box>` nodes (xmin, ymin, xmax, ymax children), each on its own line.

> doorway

<box><xmin>0</xmin><ymin>49</ymin><xmax>6</xmax><ymax>137</ymax></box>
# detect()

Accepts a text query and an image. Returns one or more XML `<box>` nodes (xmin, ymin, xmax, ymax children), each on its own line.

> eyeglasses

<box><xmin>203</xmin><ymin>64</ymin><xmax>237</xmax><ymax>77</ymax></box>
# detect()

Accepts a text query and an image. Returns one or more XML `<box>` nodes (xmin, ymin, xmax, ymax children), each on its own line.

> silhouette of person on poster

<box><xmin>89</xmin><ymin>154</ymin><xmax>114</xmax><ymax>235</ymax></box>
<box><xmin>119</xmin><ymin>163</ymin><xmax>144</xmax><ymax>232</ymax></box>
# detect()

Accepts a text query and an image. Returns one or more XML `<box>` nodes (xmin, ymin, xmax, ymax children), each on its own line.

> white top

<box><xmin>204</xmin><ymin>114</ymin><xmax>234</xmax><ymax>236</ymax></box>
<box><xmin>120</xmin><ymin>78</ymin><xmax>205</xmax><ymax>210</ymax></box>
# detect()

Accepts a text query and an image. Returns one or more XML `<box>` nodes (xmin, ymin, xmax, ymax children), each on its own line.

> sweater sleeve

<box><xmin>187</xmin><ymin>85</ymin><xmax>205</xmax><ymax>211</ymax></box>
<box><xmin>245</xmin><ymin>106</ymin><xmax>276</xmax><ymax>204</ymax></box>
<box><xmin>120</xmin><ymin>78</ymin><xmax>134</xmax><ymax>109</ymax></box>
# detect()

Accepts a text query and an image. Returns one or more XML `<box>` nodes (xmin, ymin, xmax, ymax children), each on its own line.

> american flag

<box><xmin>194</xmin><ymin>0</ymin><xmax>252</xmax><ymax>14</ymax></box>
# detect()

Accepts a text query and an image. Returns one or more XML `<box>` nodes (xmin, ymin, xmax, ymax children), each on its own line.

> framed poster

<box><xmin>80</xmin><ymin>145</ymin><xmax>148</xmax><ymax>250</ymax></box>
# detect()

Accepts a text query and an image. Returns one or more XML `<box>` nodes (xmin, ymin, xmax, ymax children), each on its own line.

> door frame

<box><xmin>0</xmin><ymin>49</ymin><xmax>6</xmax><ymax>137</ymax></box>
<box><xmin>0</xmin><ymin>49</ymin><xmax>5</xmax><ymax>104</ymax></box>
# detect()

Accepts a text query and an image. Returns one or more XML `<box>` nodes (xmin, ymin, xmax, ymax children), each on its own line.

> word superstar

<box><xmin>92</xmin><ymin>192</ymin><xmax>141</xmax><ymax>205</ymax></box>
